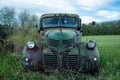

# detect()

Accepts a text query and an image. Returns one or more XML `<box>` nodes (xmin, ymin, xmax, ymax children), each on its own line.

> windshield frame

<box><xmin>40</xmin><ymin>16</ymin><xmax>79</xmax><ymax>29</ymax></box>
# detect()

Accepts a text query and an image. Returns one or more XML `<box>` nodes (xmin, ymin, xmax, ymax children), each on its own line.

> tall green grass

<box><xmin>0</xmin><ymin>34</ymin><xmax>120</xmax><ymax>80</ymax></box>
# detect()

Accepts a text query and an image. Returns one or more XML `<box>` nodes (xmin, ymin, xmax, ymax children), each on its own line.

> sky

<box><xmin>0</xmin><ymin>0</ymin><xmax>120</xmax><ymax>23</ymax></box>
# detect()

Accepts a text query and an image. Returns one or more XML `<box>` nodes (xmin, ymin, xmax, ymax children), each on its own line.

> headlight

<box><xmin>25</xmin><ymin>58</ymin><xmax>29</xmax><ymax>62</ymax></box>
<box><xmin>93</xmin><ymin>57</ymin><xmax>97</xmax><ymax>62</ymax></box>
<box><xmin>27</xmin><ymin>40</ymin><xmax>35</xmax><ymax>49</ymax></box>
<box><xmin>87</xmin><ymin>40</ymin><xmax>96</xmax><ymax>49</ymax></box>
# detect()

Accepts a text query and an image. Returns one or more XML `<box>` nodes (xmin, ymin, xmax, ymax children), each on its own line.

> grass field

<box><xmin>0</xmin><ymin>35</ymin><xmax>120</xmax><ymax>80</ymax></box>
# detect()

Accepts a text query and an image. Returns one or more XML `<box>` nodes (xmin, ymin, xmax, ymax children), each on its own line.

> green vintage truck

<box><xmin>21</xmin><ymin>13</ymin><xmax>100</xmax><ymax>73</ymax></box>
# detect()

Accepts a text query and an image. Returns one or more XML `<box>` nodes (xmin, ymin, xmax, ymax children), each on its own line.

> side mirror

<box><xmin>76</xmin><ymin>27</ymin><xmax>81</xmax><ymax>31</ymax></box>
<box><xmin>40</xmin><ymin>27</ymin><xmax>44</xmax><ymax>31</ymax></box>
<box><xmin>76</xmin><ymin>27</ymin><xmax>83</xmax><ymax>32</ymax></box>
<box><xmin>35</xmin><ymin>24</ymin><xmax>40</xmax><ymax>33</ymax></box>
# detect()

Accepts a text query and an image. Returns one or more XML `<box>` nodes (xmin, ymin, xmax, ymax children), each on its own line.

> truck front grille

<box><xmin>62</xmin><ymin>55</ymin><xmax>78</xmax><ymax>69</ymax></box>
<box><xmin>44</xmin><ymin>54</ymin><xmax>58</xmax><ymax>69</ymax></box>
<box><xmin>44</xmin><ymin>54</ymin><xmax>79</xmax><ymax>70</ymax></box>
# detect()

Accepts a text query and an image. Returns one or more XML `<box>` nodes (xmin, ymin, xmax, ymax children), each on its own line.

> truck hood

<box><xmin>45</xmin><ymin>29</ymin><xmax>76</xmax><ymax>40</ymax></box>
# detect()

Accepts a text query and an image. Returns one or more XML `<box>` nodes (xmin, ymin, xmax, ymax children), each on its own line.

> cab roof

<box><xmin>40</xmin><ymin>13</ymin><xmax>80</xmax><ymax>19</ymax></box>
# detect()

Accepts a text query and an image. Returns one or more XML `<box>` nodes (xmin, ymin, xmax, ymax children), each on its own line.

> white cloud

<box><xmin>27</xmin><ymin>0</ymin><xmax>76</xmax><ymax>12</ymax></box>
<box><xmin>0</xmin><ymin>0</ymin><xmax>119</xmax><ymax>23</ymax></box>
<box><xmin>0</xmin><ymin>0</ymin><xmax>77</xmax><ymax>13</ymax></box>
<box><xmin>97</xmin><ymin>10</ymin><xmax>120</xmax><ymax>19</ymax></box>
<box><xmin>81</xmin><ymin>16</ymin><xmax>100</xmax><ymax>23</ymax></box>
<box><xmin>0</xmin><ymin>0</ymin><xmax>115</xmax><ymax>13</ymax></box>
<box><xmin>76</xmin><ymin>0</ymin><xmax>114</xmax><ymax>10</ymax></box>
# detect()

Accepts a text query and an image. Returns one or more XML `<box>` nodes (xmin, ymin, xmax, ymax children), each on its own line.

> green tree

<box><xmin>18</xmin><ymin>10</ymin><xmax>30</xmax><ymax>27</ymax></box>
<box><xmin>0</xmin><ymin>7</ymin><xmax>15</xmax><ymax>26</ymax></box>
<box><xmin>28</xmin><ymin>14</ymin><xmax>38</xmax><ymax>27</ymax></box>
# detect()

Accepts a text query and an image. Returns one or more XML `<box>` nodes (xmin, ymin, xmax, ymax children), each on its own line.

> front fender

<box><xmin>22</xmin><ymin>46</ymin><xmax>42</xmax><ymax>62</ymax></box>
<box><xmin>79</xmin><ymin>42</ymin><xmax>100</xmax><ymax>72</ymax></box>
<box><xmin>21</xmin><ymin>42</ymin><xmax>43</xmax><ymax>71</ymax></box>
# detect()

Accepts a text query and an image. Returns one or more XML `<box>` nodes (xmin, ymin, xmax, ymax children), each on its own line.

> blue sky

<box><xmin>0</xmin><ymin>0</ymin><xmax>120</xmax><ymax>23</ymax></box>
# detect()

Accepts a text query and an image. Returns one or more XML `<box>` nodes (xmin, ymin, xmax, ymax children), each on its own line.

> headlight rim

<box><xmin>87</xmin><ymin>40</ymin><xmax>96</xmax><ymax>49</ymax></box>
<box><xmin>27</xmin><ymin>40</ymin><xmax>36</xmax><ymax>49</ymax></box>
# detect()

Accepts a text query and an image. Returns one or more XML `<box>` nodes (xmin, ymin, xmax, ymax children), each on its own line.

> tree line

<box><xmin>0</xmin><ymin>7</ymin><xmax>120</xmax><ymax>35</ymax></box>
<box><xmin>82</xmin><ymin>21</ymin><xmax>120</xmax><ymax>35</ymax></box>
<box><xmin>0</xmin><ymin>7</ymin><xmax>38</xmax><ymax>27</ymax></box>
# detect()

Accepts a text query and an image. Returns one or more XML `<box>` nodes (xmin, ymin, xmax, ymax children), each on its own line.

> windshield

<box><xmin>42</xmin><ymin>17</ymin><xmax>78</xmax><ymax>28</ymax></box>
